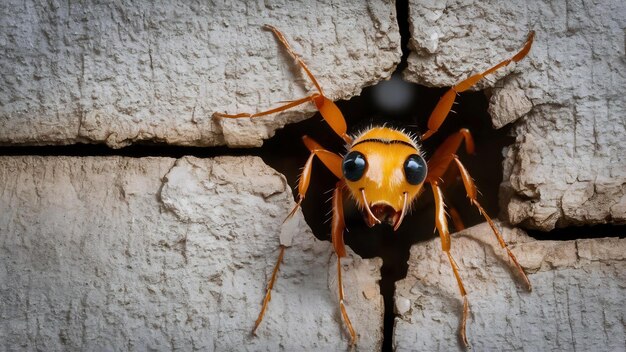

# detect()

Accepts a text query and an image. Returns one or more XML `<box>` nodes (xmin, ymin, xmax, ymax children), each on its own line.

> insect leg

<box><xmin>213</xmin><ymin>25</ymin><xmax>352</xmax><ymax>143</ymax></box>
<box><xmin>262</xmin><ymin>25</ymin><xmax>351</xmax><ymax>143</ymax></box>
<box><xmin>427</xmin><ymin>129</ymin><xmax>532</xmax><ymax>290</ymax></box>
<box><xmin>427</xmin><ymin>129</ymin><xmax>474</xmax><ymax>231</ymax></box>
<box><xmin>252</xmin><ymin>244</ymin><xmax>286</xmax><ymax>335</ymax></box>
<box><xmin>252</xmin><ymin>138</ymin><xmax>342</xmax><ymax>334</ymax></box>
<box><xmin>448</xmin><ymin>206</ymin><xmax>466</xmax><ymax>232</ymax></box>
<box><xmin>426</xmin><ymin>128</ymin><xmax>474</xmax><ymax>184</ymax></box>
<box><xmin>430</xmin><ymin>181</ymin><xmax>471</xmax><ymax>347</ymax></box>
<box><xmin>421</xmin><ymin>31</ymin><xmax>535</xmax><ymax>141</ymax></box>
<box><xmin>331</xmin><ymin>181</ymin><xmax>356</xmax><ymax>344</ymax></box>
<box><xmin>285</xmin><ymin>135</ymin><xmax>343</xmax><ymax>220</ymax></box>
<box><xmin>211</xmin><ymin>24</ymin><xmax>318</xmax><ymax>119</ymax></box>
<box><xmin>452</xmin><ymin>156</ymin><xmax>532</xmax><ymax>291</ymax></box>
<box><xmin>263</xmin><ymin>25</ymin><xmax>324</xmax><ymax>94</ymax></box>
<box><xmin>213</xmin><ymin>94</ymin><xmax>319</xmax><ymax>119</ymax></box>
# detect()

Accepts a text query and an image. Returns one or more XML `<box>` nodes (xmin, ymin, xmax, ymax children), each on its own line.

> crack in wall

<box><xmin>1</xmin><ymin>1</ymin><xmax>624</xmax><ymax>350</ymax></box>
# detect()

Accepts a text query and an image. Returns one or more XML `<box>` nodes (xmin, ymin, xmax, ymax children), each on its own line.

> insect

<box><xmin>214</xmin><ymin>25</ymin><xmax>534</xmax><ymax>347</ymax></box>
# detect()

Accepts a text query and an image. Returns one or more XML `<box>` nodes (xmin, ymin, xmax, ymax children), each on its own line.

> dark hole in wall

<box><xmin>259</xmin><ymin>77</ymin><xmax>512</xmax><ymax>352</ymax></box>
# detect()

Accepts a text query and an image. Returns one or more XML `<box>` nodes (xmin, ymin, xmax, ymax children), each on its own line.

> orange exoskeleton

<box><xmin>213</xmin><ymin>24</ymin><xmax>534</xmax><ymax>347</ymax></box>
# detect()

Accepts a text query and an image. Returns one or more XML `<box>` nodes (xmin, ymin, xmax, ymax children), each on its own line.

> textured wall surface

<box><xmin>0</xmin><ymin>0</ymin><xmax>400</xmax><ymax>148</ymax></box>
<box><xmin>2</xmin><ymin>1</ymin><xmax>626</xmax><ymax>351</ymax></box>
<box><xmin>394</xmin><ymin>222</ymin><xmax>626</xmax><ymax>351</ymax></box>
<box><xmin>0</xmin><ymin>156</ymin><xmax>383</xmax><ymax>351</ymax></box>
<box><xmin>405</xmin><ymin>0</ymin><xmax>626</xmax><ymax>230</ymax></box>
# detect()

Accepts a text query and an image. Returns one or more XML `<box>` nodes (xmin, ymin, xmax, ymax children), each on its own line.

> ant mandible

<box><xmin>214</xmin><ymin>24</ymin><xmax>534</xmax><ymax>347</ymax></box>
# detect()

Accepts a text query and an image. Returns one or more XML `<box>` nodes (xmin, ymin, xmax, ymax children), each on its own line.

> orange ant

<box><xmin>214</xmin><ymin>25</ymin><xmax>534</xmax><ymax>347</ymax></box>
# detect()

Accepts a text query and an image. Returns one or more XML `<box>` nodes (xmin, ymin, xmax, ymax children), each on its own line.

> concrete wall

<box><xmin>0</xmin><ymin>0</ymin><xmax>624</xmax><ymax>350</ymax></box>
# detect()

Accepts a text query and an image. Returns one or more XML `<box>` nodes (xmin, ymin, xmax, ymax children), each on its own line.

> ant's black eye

<box><xmin>342</xmin><ymin>151</ymin><xmax>367</xmax><ymax>181</ymax></box>
<box><xmin>404</xmin><ymin>154</ymin><xmax>427</xmax><ymax>185</ymax></box>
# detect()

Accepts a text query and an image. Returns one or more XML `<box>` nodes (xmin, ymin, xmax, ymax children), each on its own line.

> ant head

<box><xmin>342</xmin><ymin>127</ymin><xmax>427</xmax><ymax>230</ymax></box>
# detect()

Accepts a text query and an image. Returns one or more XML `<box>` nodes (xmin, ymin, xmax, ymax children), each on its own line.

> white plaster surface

<box><xmin>0</xmin><ymin>156</ymin><xmax>383</xmax><ymax>351</ymax></box>
<box><xmin>0</xmin><ymin>0</ymin><xmax>400</xmax><ymax>148</ymax></box>
<box><xmin>405</xmin><ymin>0</ymin><xmax>626</xmax><ymax>230</ymax></box>
<box><xmin>394</xmin><ymin>222</ymin><xmax>626</xmax><ymax>351</ymax></box>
